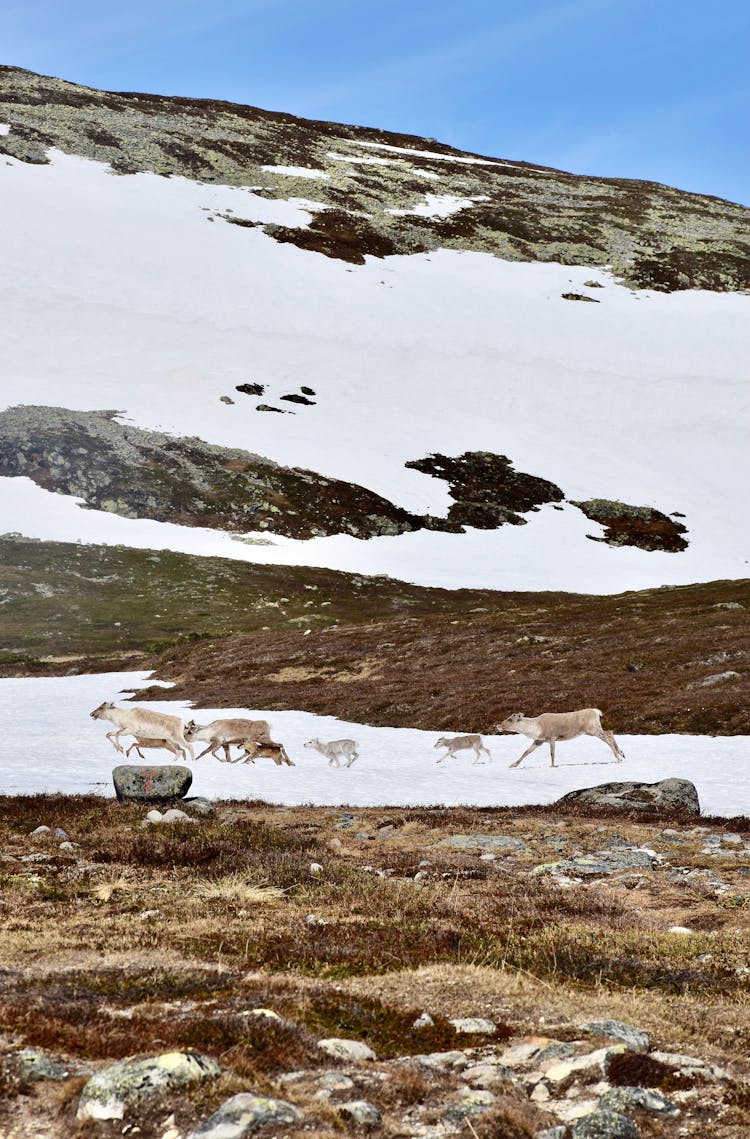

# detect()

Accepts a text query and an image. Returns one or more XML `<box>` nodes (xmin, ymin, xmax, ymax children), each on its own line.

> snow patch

<box><xmin>350</xmin><ymin>139</ymin><xmax>523</xmax><ymax>168</ymax></box>
<box><xmin>0</xmin><ymin>671</ymin><xmax>746</xmax><ymax>817</ymax></box>
<box><xmin>387</xmin><ymin>194</ymin><xmax>479</xmax><ymax>219</ymax></box>
<box><xmin>326</xmin><ymin>151</ymin><xmax>394</xmax><ymax>167</ymax></box>
<box><xmin>0</xmin><ymin>124</ymin><xmax>10</xmax><ymax>136</ymax></box>
<box><xmin>261</xmin><ymin>164</ymin><xmax>330</xmax><ymax>180</ymax></box>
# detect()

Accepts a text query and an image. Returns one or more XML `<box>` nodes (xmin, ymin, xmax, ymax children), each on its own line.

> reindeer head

<box><xmin>434</xmin><ymin>737</ymin><xmax>449</xmax><ymax>748</ymax></box>
<box><xmin>183</xmin><ymin>720</ymin><xmax>200</xmax><ymax>740</ymax></box>
<box><xmin>497</xmin><ymin>713</ymin><xmax>525</xmax><ymax>733</ymax></box>
<box><xmin>304</xmin><ymin>739</ymin><xmax>319</xmax><ymax>750</ymax></box>
<box><xmin>90</xmin><ymin>701</ymin><xmax>114</xmax><ymax>720</ymax></box>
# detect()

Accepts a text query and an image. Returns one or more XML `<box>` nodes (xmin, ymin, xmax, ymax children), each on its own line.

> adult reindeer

<box><xmin>497</xmin><ymin>708</ymin><xmax>625</xmax><ymax>768</ymax></box>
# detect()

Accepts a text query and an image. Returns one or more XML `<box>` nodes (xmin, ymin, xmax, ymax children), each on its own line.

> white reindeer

<box><xmin>90</xmin><ymin>703</ymin><xmax>195</xmax><ymax>762</ymax></box>
<box><xmin>434</xmin><ymin>734</ymin><xmax>492</xmax><ymax>765</ymax></box>
<box><xmin>304</xmin><ymin>738</ymin><xmax>359</xmax><ymax>768</ymax></box>
<box><xmin>497</xmin><ymin>708</ymin><xmax>625</xmax><ymax>768</ymax></box>
<box><xmin>184</xmin><ymin>718</ymin><xmax>273</xmax><ymax>762</ymax></box>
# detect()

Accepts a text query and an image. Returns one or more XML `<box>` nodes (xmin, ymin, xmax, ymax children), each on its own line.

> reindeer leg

<box><xmin>482</xmin><ymin>745</ymin><xmax>493</xmax><ymax>763</ymax></box>
<box><xmin>549</xmin><ymin>739</ymin><xmax>556</xmax><ymax>767</ymax></box>
<box><xmin>596</xmin><ymin>729</ymin><xmax>625</xmax><ymax>762</ymax></box>
<box><xmin>106</xmin><ymin>729</ymin><xmax>125</xmax><ymax>753</ymax></box>
<box><xmin>509</xmin><ymin>739</ymin><xmax>544</xmax><ymax>769</ymax></box>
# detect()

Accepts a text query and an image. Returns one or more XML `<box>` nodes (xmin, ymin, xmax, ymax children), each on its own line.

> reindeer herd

<box><xmin>90</xmin><ymin>702</ymin><xmax>625</xmax><ymax>770</ymax></box>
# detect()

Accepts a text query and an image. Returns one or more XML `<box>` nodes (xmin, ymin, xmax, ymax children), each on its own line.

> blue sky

<box><xmin>4</xmin><ymin>0</ymin><xmax>748</xmax><ymax>204</ymax></box>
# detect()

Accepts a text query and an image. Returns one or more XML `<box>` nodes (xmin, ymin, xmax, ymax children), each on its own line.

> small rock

<box><xmin>414</xmin><ymin>1050</ymin><xmax>469</xmax><ymax>1070</ymax></box>
<box><xmin>668</xmin><ymin>925</ymin><xmax>693</xmax><ymax>935</ymax></box>
<box><xmin>500</xmin><ymin>1039</ymin><xmax>550</xmax><ymax>1068</ymax></box>
<box><xmin>54</xmin><ymin>828</ymin><xmax>69</xmax><ymax>839</ymax></box>
<box><xmin>314</xmin><ymin>1073</ymin><xmax>355</xmax><ymax>1092</ymax></box>
<box><xmin>570</xmin><ymin>1108</ymin><xmax>639</xmax><ymax>1137</ymax></box>
<box><xmin>337</xmin><ymin>1100</ymin><xmax>382</xmax><ymax>1126</ymax></box>
<box><xmin>187</xmin><ymin>1092</ymin><xmax>303</xmax><ymax>1138</ymax></box>
<box><xmin>59</xmin><ymin>841</ymin><xmax>79</xmax><ymax>851</ymax></box>
<box><xmin>449</xmin><ymin>1017</ymin><xmax>496</xmax><ymax>1034</ymax></box>
<box><xmin>579</xmin><ymin>1020</ymin><xmax>650</xmax><ymax>1053</ymax></box>
<box><xmin>439</xmin><ymin>835</ymin><xmax>527</xmax><ymax>853</ymax></box>
<box><xmin>544</xmin><ymin>1047</ymin><xmax>626</xmax><ymax>1088</ymax></box>
<box><xmin>413</xmin><ymin>1012</ymin><xmax>434</xmax><ymax>1029</ymax></box>
<box><xmin>181</xmin><ymin>797</ymin><xmax>214</xmax><ymax>817</ymax></box>
<box><xmin>77</xmin><ymin>1051</ymin><xmax>220</xmax><ymax>1121</ymax></box>
<box><xmin>29</xmin><ymin>825</ymin><xmax>51</xmax><ymax>836</ymax></box>
<box><xmin>463</xmin><ymin>1062</ymin><xmax>515</xmax><ymax>1088</ymax></box>
<box><xmin>599</xmin><ymin>1086</ymin><xmax>678</xmax><ymax>1115</ymax></box>
<box><xmin>695</xmin><ymin>671</ymin><xmax>740</xmax><ymax>687</ymax></box>
<box><xmin>139</xmin><ymin>909</ymin><xmax>162</xmax><ymax>921</ymax></box>
<box><xmin>318</xmin><ymin>1038</ymin><xmax>377</xmax><ymax>1062</ymax></box>
<box><xmin>13</xmin><ymin>1047</ymin><xmax>70</xmax><ymax>1081</ymax></box>
<box><xmin>535</xmin><ymin>1128</ymin><xmax>567</xmax><ymax>1139</ymax></box>
<box><xmin>309</xmin><ymin>862</ymin><xmax>323</xmax><ymax>875</ymax></box>
<box><xmin>219</xmin><ymin>395</ymin><xmax>235</xmax><ymax>404</ymax></box>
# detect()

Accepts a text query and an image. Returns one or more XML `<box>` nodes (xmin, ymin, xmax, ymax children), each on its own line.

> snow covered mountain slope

<box><xmin>1</xmin><ymin>69</ymin><xmax>748</xmax><ymax>594</ymax></box>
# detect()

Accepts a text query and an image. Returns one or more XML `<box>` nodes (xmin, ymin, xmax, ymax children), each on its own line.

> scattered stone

<box><xmin>54</xmin><ymin>827</ymin><xmax>69</xmax><ymax>838</ymax></box>
<box><xmin>570</xmin><ymin>1108</ymin><xmax>639</xmax><ymax>1137</ymax></box>
<box><xmin>439</xmin><ymin>834</ymin><xmax>527</xmax><ymax>852</ymax></box>
<box><xmin>337</xmin><ymin>1100</ymin><xmax>383</xmax><ymax>1126</ymax></box>
<box><xmin>29</xmin><ymin>825</ymin><xmax>50</xmax><ymax>835</ymax></box>
<box><xmin>181</xmin><ymin>796</ymin><xmax>214</xmax><ymax>817</ymax></box>
<box><xmin>187</xmin><ymin>1092</ymin><xmax>303</xmax><ymax>1138</ymax></box>
<box><xmin>413</xmin><ymin>1012</ymin><xmax>434</xmax><ymax>1029</ymax></box>
<box><xmin>500</xmin><ymin>1039</ymin><xmax>549</xmax><ymax>1068</ymax></box>
<box><xmin>533</xmin><ymin>849</ymin><xmax>655</xmax><ymax>878</ymax></box>
<box><xmin>256</xmin><ymin>403</ymin><xmax>290</xmax><ymax>413</ymax></box>
<box><xmin>112</xmin><ymin>764</ymin><xmax>193</xmax><ymax>803</ymax></box>
<box><xmin>599</xmin><ymin>1086</ymin><xmax>678</xmax><ymax>1115</ymax></box>
<box><xmin>712</xmin><ymin>601</ymin><xmax>744</xmax><ymax>610</ymax></box>
<box><xmin>555</xmin><ymin>778</ymin><xmax>700</xmax><ymax>815</ymax></box>
<box><xmin>318</xmin><ymin>1038</ymin><xmax>377</xmax><ymax>1062</ymax></box>
<box><xmin>649</xmin><ymin>1051</ymin><xmax>729</xmax><ymax>1081</ymax></box>
<box><xmin>561</xmin><ymin>292</ymin><xmax>600</xmax><ymax>302</ymax></box>
<box><xmin>694</xmin><ymin>670</ymin><xmax>740</xmax><ymax>687</ymax></box>
<box><xmin>544</xmin><ymin>1046</ymin><xmax>626</xmax><ymax>1088</ymax></box>
<box><xmin>143</xmin><ymin>807</ymin><xmax>196</xmax><ymax>825</ymax></box>
<box><xmin>59</xmin><ymin>840</ymin><xmax>79</xmax><ymax>851</ymax></box>
<box><xmin>219</xmin><ymin>395</ymin><xmax>235</xmax><ymax>404</ymax></box>
<box><xmin>579</xmin><ymin>1021</ymin><xmax>650</xmax><ymax>1053</ymax></box>
<box><xmin>463</xmin><ymin>1061</ymin><xmax>516</xmax><ymax>1088</ymax></box>
<box><xmin>314</xmin><ymin>1073</ymin><xmax>355</xmax><ymax>1093</ymax></box>
<box><xmin>668</xmin><ymin>925</ymin><xmax>693</xmax><ymax>935</ymax></box>
<box><xmin>77</xmin><ymin>1051</ymin><xmax>220</xmax><ymax>1121</ymax></box>
<box><xmin>414</xmin><ymin>1050</ymin><xmax>469</xmax><ymax>1070</ymax></box>
<box><xmin>13</xmin><ymin>1047</ymin><xmax>71</xmax><ymax>1081</ymax></box>
<box><xmin>536</xmin><ymin>1128</ymin><xmax>567</xmax><ymax>1139</ymax></box>
<box><xmin>449</xmin><ymin>1016</ymin><xmax>497</xmax><ymax>1035</ymax></box>
<box><xmin>235</xmin><ymin>382</ymin><xmax>264</xmax><ymax>396</ymax></box>
<box><xmin>583</xmin><ymin>280</ymin><xmax>604</xmax><ymax>288</ymax></box>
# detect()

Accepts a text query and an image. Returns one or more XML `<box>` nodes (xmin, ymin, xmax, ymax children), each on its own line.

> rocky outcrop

<box><xmin>555</xmin><ymin>778</ymin><xmax>700</xmax><ymax>815</ymax></box>
<box><xmin>1</xmin><ymin>66</ymin><xmax>748</xmax><ymax>292</ymax></box>
<box><xmin>571</xmin><ymin>499</ymin><xmax>688</xmax><ymax>552</ymax></box>
<box><xmin>77</xmin><ymin>1051</ymin><xmax>220</xmax><ymax>1121</ymax></box>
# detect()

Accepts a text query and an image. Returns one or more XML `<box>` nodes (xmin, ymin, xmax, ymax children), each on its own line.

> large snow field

<box><xmin>0</xmin><ymin>672</ymin><xmax>745</xmax><ymax>817</ymax></box>
<box><xmin>1</xmin><ymin>150</ymin><xmax>749</xmax><ymax>593</ymax></box>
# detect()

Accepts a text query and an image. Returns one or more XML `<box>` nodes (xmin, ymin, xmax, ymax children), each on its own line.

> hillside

<box><xmin>2</xmin><ymin>65</ymin><xmax>748</xmax><ymax>290</ymax></box>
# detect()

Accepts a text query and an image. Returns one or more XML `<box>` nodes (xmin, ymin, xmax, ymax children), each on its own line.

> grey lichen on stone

<box><xmin>77</xmin><ymin>1051</ymin><xmax>220</xmax><ymax>1121</ymax></box>
<box><xmin>187</xmin><ymin>1092</ymin><xmax>303</xmax><ymax>1138</ymax></box>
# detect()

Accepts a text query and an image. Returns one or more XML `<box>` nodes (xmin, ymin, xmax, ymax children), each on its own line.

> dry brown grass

<box><xmin>1</xmin><ymin>795</ymin><xmax>749</xmax><ymax>1136</ymax></box>
<box><xmin>145</xmin><ymin>578</ymin><xmax>750</xmax><ymax>734</ymax></box>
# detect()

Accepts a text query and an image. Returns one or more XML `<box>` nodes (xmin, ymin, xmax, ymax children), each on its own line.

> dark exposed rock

<box><xmin>112</xmin><ymin>764</ymin><xmax>193</xmax><ymax>802</ymax></box>
<box><xmin>1</xmin><ymin>65</ymin><xmax>747</xmax><ymax>292</ymax></box>
<box><xmin>0</xmin><ymin>404</ymin><xmax>424</xmax><ymax>541</ymax></box>
<box><xmin>406</xmin><ymin>451</ymin><xmax>565</xmax><ymax>529</ymax></box>
<box><xmin>556</xmin><ymin>778</ymin><xmax>700</xmax><ymax>815</ymax></box>
<box><xmin>235</xmin><ymin>382</ymin><xmax>265</xmax><ymax>396</ymax></box>
<box><xmin>571</xmin><ymin>499</ymin><xmax>688</xmax><ymax>552</ymax></box>
<box><xmin>561</xmin><ymin>292</ymin><xmax>600</xmax><ymax>302</ymax></box>
<box><xmin>280</xmin><ymin>393</ymin><xmax>316</xmax><ymax>405</ymax></box>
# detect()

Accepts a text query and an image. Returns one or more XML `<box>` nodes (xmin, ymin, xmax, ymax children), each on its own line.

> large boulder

<box><xmin>555</xmin><ymin>778</ymin><xmax>699</xmax><ymax>815</ymax></box>
<box><xmin>112</xmin><ymin>764</ymin><xmax>192</xmax><ymax>803</ymax></box>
